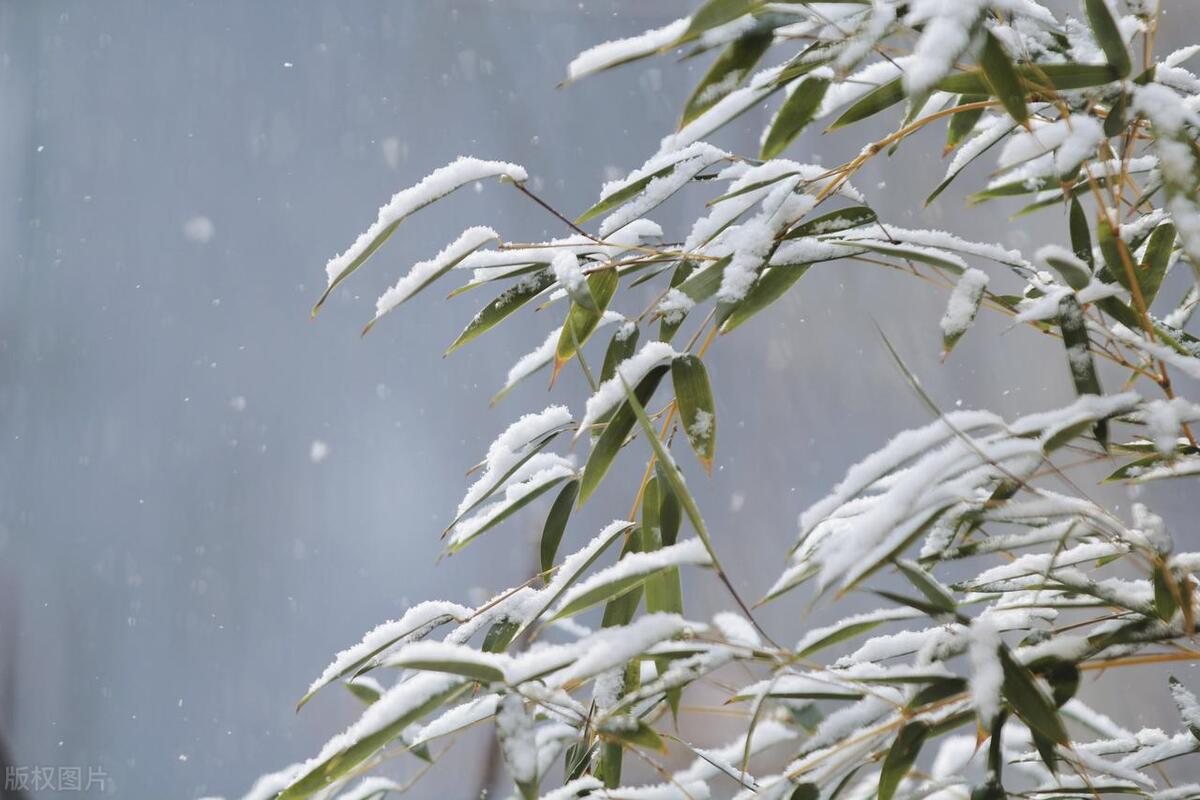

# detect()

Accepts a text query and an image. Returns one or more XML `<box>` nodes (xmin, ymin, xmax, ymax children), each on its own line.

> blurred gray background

<box><xmin>1</xmin><ymin>1</ymin><xmax>1198</xmax><ymax>798</ymax></box>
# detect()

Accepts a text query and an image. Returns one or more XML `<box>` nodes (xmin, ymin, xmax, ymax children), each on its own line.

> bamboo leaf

<box><xmin>829</xmin><ymin>77</ymin><xmax>904</xmax><ymax>130</ymax></box>
<box><xmin>642</xmin><ymin>478</ymin><xmax>684</xmax><ymax>615</ymax></box>
<box><xmin>672</xmin><ymin>355</ymin><xmax>717</xmax><ymax>472</ymax></box>
<box><xmin>720</xmin><ymin>264</ymin><xmax>811</xmax><ymax>332</ymax></box>
<box><xmin>280</xmin><ymin>679</ymin><xmax>470</xmax><ymax>799</ymax></box>
<box><xmin>601</xmin><ymin>529</ymin><xmax>646</xmax><ymax>628</ymax></box>
<box><xmin>946</xmin><ymin>94</ymin><xmax>988</xmax><ymax>152</ymax></box>
<box><xmin>896</xmin><ymin>559</ymin><xmax>956</xmax><ymax>614</ymax></box>
<box><xmin>579</xmin><ymin>366</ymin><xmax>670</xmax><ymax>506</ymax></box>
<box><xmin>878</xmin><ymin>720</ymin><xmax>930</xmax><ymax>800</ymax></box>
<box><xmin>601</xmin><ymin>325</ymin><xmax>641</xmax><ymax>384</ymax></box>
<box><xmin>1000</xmin><ymin>647</ymin><xmax>1069</xmax><ymax>745</ymax></box>
<box><xmin>578</xmin><ymin>165</ymin><xmax>675</xmax><ymax>225</ymax></box>
<box><xmin>936</xmin><ymin>62</ymin><xmax>1122</xmax><ymax>94</ymax></box>
<box><xmin>1140</xmin><ymin>222</ymin><xmax>1176</xmax><ymax>306</ymax></box>
<box><xmin>540</xmin><ymin>480</ymin><xmax>580</xmax><ymax>579</ymax></box>
<box><xmin>680</xmin><ymin>0</ymin><xmax>755</xmax><ymax>43</ymax></box>
<box><xmin>601</xmin><ymin>718</ymin><xmax>667</xmax><ymax>753</ymax></box>
<box><xmin>761</xmin><ymin>77</ymin><xmax>831</xmax><ymax>158</ymax></box>
<box><xmin>555</xmin><ymin>269</ymin><xmax>621</xmax><ymax>372</ymax></box>
<box><xmin>1057</xmin><ymin>294</ymin><xmax>1107</xmax><ymax>449</ymax></box>
<box><xmin>683</xmin><ymin>31</ymin><xmax>773</xmax><ymax>127</ymax></box>
<box><xmin>979</xmin><ymin>30</ymin><xmax>1028</xmax><ymax>124</ymax></box>
<box><xmin>621</xmin><ymin>376</ymin><xmax>717</xmax><ymax>559</ymax></box>
<box><xmin>784</xmin><ymin>206</ymin><xmax>877</xmax><ymax>239</ymax></box>
<box><xmin>1070</xmin><ymin>196</ymin><xmax>1095</xmax><ymax>269</ymax></box>
<box><xmin>1085</xmin><ymin>0</ymin><xmax>1132</xmax><ymax>78</ymax></box>
<box><xmin>446</xmin><ymin>269</ymin><xmax>555</xmax><ymax>355</ymax></box>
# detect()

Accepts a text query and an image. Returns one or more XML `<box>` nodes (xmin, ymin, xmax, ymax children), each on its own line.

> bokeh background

<box><xmin>2</xmin><ymin>1</ymin><xmax>1199</xmax><ymax>797</ymax></box>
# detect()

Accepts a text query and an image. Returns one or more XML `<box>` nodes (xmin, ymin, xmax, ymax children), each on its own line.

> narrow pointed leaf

<box><xmin>946</xmin><ymin>94</ymin><xmax>988</xmax><ymax>151</ymax></box>
<box><xmin>579</xmin><ymin>366</ymin><xmax>669</xmax><ymax>506</ymax></box>
<box><xmin>672</xmin><ymin>355</ymin><xmax>717</xmax><ymax>471</ymax></box>
<box><xmin>979</xmin><ymin>30</ymin><xmax>1028</xmax><ymax>124</ymax></box>
<box><xmin>555</xmin><ymin>269</ymin><xmax>621</xmax><ymax>369</ymax></box>
<box><xmin>879</xmin><ymin>720</ymin><xmax>930</xmax><ymax>800</ymax></box>
<box><xmin>829</xmin><ymin>77</ymin><xmax>904</xmax><ymax>130</ymax></box>
<box><xmin>1000</xmin><ymin>647</ymin><xmax>1068</xmax><ymax>745</ymax></box>
<box><xmin>682</xmin><ymin>31</ymin><xmax>773</xmax><ymax>126</ymax></box>
<box><xmin>762</xmin><ymin>77</ymin><xmax>830</xmax><ymax>158</ymax></box>
<box><xmin>446</xmin><ymin>269</ymin><xmax>555</xmax><ymax>355</ymax></box>
<box><xmin>1085</xmin><ymin>0</ymin><xmax>1132</xmax><ymax>77</ymax></box>
<box><xmin>540</xmin><ymin>480</ymin><xmax>580</xmax><ymax>578</ymax></box>
<box><xmin>720</xmin><ymin>264</ymin><xmax>811</xmax><ymax>332</ymax></box>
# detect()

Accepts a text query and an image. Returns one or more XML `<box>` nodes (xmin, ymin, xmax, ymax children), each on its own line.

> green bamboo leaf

<box><xmin>578</xmin><ymin>165</ymin><xmax>675</xmax><ymax>225</ymax></box>
<box><xmin>446</xmin><ymin>269</ymin><xmax>555</xmax><ymax>355</ymax></box>
<box><xmin>540</xmin><ymin>480</ymin><xmax>580</xmax><ymax>579</ymax></box>
<box><xmin>387</xmin><ymin>651</ymin><xmax>506</xmax><ymax>684</ymax></box>
<box><xmin>1059</xmin><ymin>295</ymin><xmax>1106</xmax><ymax>434</ymax></box>
<box><xmin>720</xmin><ymin>264</ymin><xmax>812</xmax><ymax>333</ymax></box>
<box><xmin>642</xmin><ymin>478</ymin><xmax>683</xmax><ymax>615</ymax></box>
<box><xmin>761</xmin><ymin>77</ymin><xmax>831</xmax><ymax>158</ymax></box>
<box><xmin>936</xmin><ymin>62</ymin><xmax>1122</xmax><ymax>94</ymax></box>
<box><xmin>946</xmin><ymin>94</ymin><xmax>988</xmax><ymax>152</ymax></box>
<box><xmin>672</xmin><ymin>355</ymin><xmax>717</xmax><ymax>472</ymax></box>
<box><xmin>601</xmin><ymin>325</ymin><xmax>641</xmax><ymax>383</ymax></box>
<box><xmin>552</xmin><ymin>566</ymin><xmax>664</xmax><ymax>620</ymax></box>
<box><xmin>344</xmin><ymin>679</ymin><xmax>382</xmax><ymax>706</ymax></box>
<box><xmin>447</xmin><ymin>430</ymin><xmax>566</xmax><ymax>531</ymax></box>
<box><xmin>314</xmin><ymin>165</ymin><xmax>520</xmax><ymax>315</ymax></box>
<box><xmin>280</xmin><ymin>679</ymin><xmax>470</xmax><ymax>799</ymax></box>
<box><xmin>790</xmin><ymin>784</ymin><xmax>820</xmax><ymax>800</ymax></box>
<box><xmin>784</xmin><ymin>206</ymin><xmax>877</xmax><ymax>239</ymax></box>
<box><xmin>483</xmin><ymin>619</ymin><xmax>521</xmax><ymax>653</ymax></box>
<box><xmin>829</xmin><ymin>77</ymin><xmax>904</xmax><ymax>130</ymax></box>
<box><xmin>601</xmin><ymin>718</ymin><xmax>667</xmax><ymax>752</ymax></box>
<box><xmin>446</xmin><ymin>470</ymin><xmax>575</xmax><ymax>554</ymax></box>
<box><xmin>579</xmin><ymin>366</ymin><xmax>669</xmax><ymax>506</ymax></box>
<box><xmin>878</xmin><ymin>720</ymin><xmax>930</xmax><ymax>800</ymax></box>
<box><xmin>660</xmin><ymin>261</ymin><xmax>699</xmax><ymax>343</ymax></box>
<box><xmin>601</xmin><ymin>529</ymin><xmax>646</xmax><ymax>628</ymax></box>
<box><xmin>682</xmin><ymin>31</ymin><xmax>773</xmax><ymax>126</ymax></box>
<box><xmin>896</xmin><ymin>559</ymin><xmax>956</xmax><ymax>614</ymax></box>
<box><xmin>1085</xmin><ymin>0</ymin><xmax>1132</xmax><ymax>77</ymax></box>
<box><xmin>621</xmin><ymin>377</ymin><xmax>717</xmax><ymax>559</ymax></box>
<box><xmin>1140</xmin><ymin>222</ymin><xmax>1177</xmax><ymax>306</ymax></box>
<box><xmin>680</xmin><ymin>0</ymin><xmax>755</xmax><ymax>43</ymax></box>
<box><xmin>979</xmin><ymin>30</ymin><xmax>1028</xmax><ymax>124</ymax></box>
<box><xmin>1042</xmin><ymin>252</ymin><xmax>1092</xmax><ymax>292</ymax></box>
<box><xmin>1070</xmin><ymin>196</ymin><xmax>1094</xmax><ymax>269</ymax></box>
<box><xmin>1000</xmin><ymin>647</ymin><xmax>1069</xmax><ymax>745</ymax></box>
<box><xmin>796</xmin><ymin>614</ymin><xmax>910</xmax><ymax>659</ymax></box>
<box><xmin>656</xmin><ymin>464</ymin><xmax>682</xmax><ymax>547</ymax></box>
<box><xmin>1097</xmin><ymin>214</ymin><xmax>1135</xmax><ymax>291</ymax></box>
<box><xmin>829</xmin><ymin>239</ymin><xmax>965</xmax><ymax>272</ymax></box>
<box><xmin>555</xmin><ymin>269</ymin><xmax>621</xmax><ymax>372</ymax></box>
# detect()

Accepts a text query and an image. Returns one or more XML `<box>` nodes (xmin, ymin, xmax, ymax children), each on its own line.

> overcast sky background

<box><xmin>1</xmin><ymin>2</ymin><xmax>1199</xmax><ymax>798</ymax></box>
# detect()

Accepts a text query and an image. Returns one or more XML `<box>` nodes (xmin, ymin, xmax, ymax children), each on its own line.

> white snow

<box><xmin>496</xmin><ymin>694</ymin><xmax>538</xmax><ymax>785</ymax></box>
<box><xmin>998</xmin><ymin>115</ymin><xmax>1105</xmax><ymax>176</ymax></box>
<box><xmin>374</xmin><ymin>226</ymin><xmax>498</xmax><ymax>320</ymax></box>
<box><xmin>456</xmin><ymin>405</ymin><xmax>573</xmax><ymax>519</ymax></box>
<box><xmin>967</xmin><ymin>617</ymin><xmax>1003</xmax><ymax>726</ymax></box>
<box><xmin>567</xmin><ymin>18</ymin><xmax>689</xmax><ymax>82</ymax></box>
<box><xmin>903</xmin><ymin>0</ymin><xmax>985</xmax><ymax>95</ymax></box>
<box><xmin>551</xmin><ymin>539</ymin><xmax>712</xmax><ymax>617</ymax></box>
<box><xmin>578</xmin><ymin>341</ymin><xmax>679</xmax><ymax>432</ymax></box>
<box><xmin>324</xmin><ymin>157</ymin><xmax>526</xmax><ymax>288</ymax></box>
<box><xmin>551</xmin><ymin>251</ymin><xmax>586</xmax><ymax>294</ymax></box>
<box><xmin>940</xmin><ymin>268</ymin><xmax>989</xmax><ymax>345</ymax></box>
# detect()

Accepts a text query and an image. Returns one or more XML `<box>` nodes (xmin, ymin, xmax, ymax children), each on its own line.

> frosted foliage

<box><xmin>245</xmin><ymin>3</ymin><xmax>1200</xmax><ymax>799</ymax></box>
